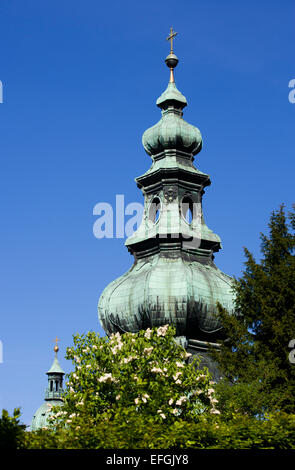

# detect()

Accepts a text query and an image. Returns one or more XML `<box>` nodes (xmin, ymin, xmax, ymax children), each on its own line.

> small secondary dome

<box><xmin>31</xmin><ymin>340</ymin><xmax>65</xmax><ymax>431</ymax></box>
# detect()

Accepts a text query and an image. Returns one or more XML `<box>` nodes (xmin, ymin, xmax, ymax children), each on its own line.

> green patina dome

<box><xmin>99</xmin><ymin>255</ymin><xmax>234</xmax><ymax>339</ymax></box>
<box><xmin>31</xmin><ymin>347</ymin><xmax>65</xmax><ymax>431</ymax></box>
<box><xmin>142</xmin><ymin>82</ymin><xmax>202</xmax><ymax>157</ymax></box>
<box><xmin>31</xmin><ymin>400</ymin><xmax>64</xmax><ymax>431</ymax></box>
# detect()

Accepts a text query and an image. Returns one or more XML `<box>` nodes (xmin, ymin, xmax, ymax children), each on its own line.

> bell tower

<box><xmin>98</xmin><ymin>31</ymin><xmax>235</xmax><ymax>380</ymax></box>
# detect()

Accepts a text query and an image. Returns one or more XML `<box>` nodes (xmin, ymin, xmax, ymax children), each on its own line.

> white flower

<box><xmin>77</xmin><ymin>400</ymin><xmax>84</xmax><ymax>406</ymax></box>
<box><xmin>134</xmin><ymin>398</ymin><xmax>140</xmax><ymax>405</ymax></box>
<box><xmin>183</xmin><ymin>351</ymin><xmax>192</xmax><ymax>359</ymax></box>
<box><xmin>173</xmin><ymin>371</ymin><xmax>182</xmax><ymax>380</ymax></box>
<box><xmin>143</xmin><ymin>393</ymin><xmax>149</xmax><ymax>399</ymax></box>
<box><xmin>86</xmin><ymin>364</ymin><xmax>91</xmax><ymax>368</ymax></box>
<box><xmin>196</xmin><ymin>374</ymin><xmax>207</xmax><ymax>381</ymax></box>
<box><xmin>176</xmin><ymin>396</ymin><xmax>187</xmax><ymax>405</ymax></box>
<box><xmin>98</xmin><ymin>373</ymin><xmax>117</xmax><ymax>383</ymax></box>
<box><xmin>175</xmin><ymin>379</ymin><xmax>182</xmax><ymax>385</ymax></box>
<box><xmin>208</xmin><ymin>388</ymin><xmax>215</xmax><ymax>395</ymax></box>
<box><xmin>210</xmin><ymin>409</ymin><xmax>220</xmax><ymax>415</ymax></box>
<box><xmin>115</xmin><ymin>394</ymin><xmax>121</xmax><ymax>400</ymax></box>
<box><xmin>92</xmin><ymin>345</ymin><xmax>98</xmax><ymax>350</ymax></box>
<box><xmin>172</xmin><ymin>408</ymin><xmax>178</xmax><ymax>415</ymax></box>
<box><xmin>143</xmin><ymin>347</ymin><xmax>153</xmax><ymax>355</ymax></box>
<box><xmin>157</xmin><ymin>410</ymin><xmax>166</xmax><ymax>419</ymax></box>
<box><xmin>168</xmin><ymin>398</ymin><xmax>174</xmax><ymax>405</ymax></box>
<box><xmin>151</xmin><ymin>367</ymin><xmax>163</xmax><ymax>373</ymax></box>
<box><xmin>144</xmin><ymin>328</ymin><xmax>152</xmax><ymax>339</ymax></box>
<box><xmin>175</xmin><ymin>361</ymin><xmax>184</xmax><ymax>368</ymax></box>
<box><xmin>123</xmin><ymin>356</ymin><xmax>136</xmax><ymax>364</ymax></box>
<box><xmin>157</xmin><ymin>324</ymin><xmax>169</xmax><ymax>337</ymax></box>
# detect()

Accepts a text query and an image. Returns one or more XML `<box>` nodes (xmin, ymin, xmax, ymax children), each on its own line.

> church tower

<box><xmin>31</xmin><ymin>340</ymin><xmax>64</xmax><ymax>430</ymax></box>
<box><xmin>98</xmin><ymin>31</ymin><xmax>235</xmax><ymax>380</ymax></box>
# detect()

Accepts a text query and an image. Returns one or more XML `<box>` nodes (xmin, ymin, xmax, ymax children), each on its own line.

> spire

<box><xmin>166</xmin><ymin>27</ymin><xmax>178</xmax><ymax>83</ymax></box>
<box><xmin>155</xmin><ymin>27</ymin><xmax>187</xmax><ymax>110</ymax></box>
<box><xmin>45</xmin><ymin>339</ymin><xmax>64</xmax><ymax>400</ymax></box>
<box><xmin>142</xmin><ymin>29</ymin><xmax>202</xmax><ymax>158</ymax></box>
<box><xmin>31</xmin><ymin>341</ymin><xmax>65</xmax><ymax>430</ymax></box>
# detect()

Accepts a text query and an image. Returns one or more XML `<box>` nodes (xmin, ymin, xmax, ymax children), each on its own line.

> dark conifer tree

<box><xmin>212</xmin><ymin>205</ymin><xmax>295</xmax><ymax>416</ymax></box>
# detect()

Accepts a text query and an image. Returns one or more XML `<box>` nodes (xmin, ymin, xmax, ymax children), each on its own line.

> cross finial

<box><xmin>167</xmin><ymin>27</ymin><xmax>177</xmax><ymax>54</ymax></box>
<box><xmin>54</xmin><ymin>336</ymin><xmax>60</xmax><ymax>353</ymax></box>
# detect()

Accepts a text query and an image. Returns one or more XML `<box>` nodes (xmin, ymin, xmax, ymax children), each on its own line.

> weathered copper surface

<box><xmin>98</xmin><ymin>49</ymin><xmax>235</xmax><ymax>379</ymax></box>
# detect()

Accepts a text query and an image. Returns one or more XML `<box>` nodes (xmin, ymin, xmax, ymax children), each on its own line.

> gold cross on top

<box><xmin>167</xmin><ymin>27</ymin><xmax>177</xmax><ymax>53</ymax></box>
<box><xmin>54</xmin><ymin>336</ymin><xmax>60</xmax><ymax>352</ymax></box>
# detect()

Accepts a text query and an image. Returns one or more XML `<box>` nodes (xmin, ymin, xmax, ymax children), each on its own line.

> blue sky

<box><xmin>0</xmin><ymin>0</ymin><xmax>294</xmax><ymax>427</ymax></box>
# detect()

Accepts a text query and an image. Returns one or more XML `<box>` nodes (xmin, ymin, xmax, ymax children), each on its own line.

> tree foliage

<box><xmin>0</xmin><ymin>408</ymin><xmax>26</xmax><ymax>449</ymax></box>
<box><xmin>49</xmin><ymin>324</ymin><xmax>218</xmax><ymax>429</ymax></box>
<box><xmin>211</xmin><ymin>204</ymin><xmax>295</xmax><ymax>416</ymax></box>
<box><xmin>25</xmin><ymin>411</ymin><xmax>295</xmax><ymax>449</ymax></box>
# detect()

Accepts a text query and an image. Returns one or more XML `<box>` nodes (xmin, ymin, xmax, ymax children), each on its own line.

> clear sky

<box><xmin>0</xmin><ymin>0</ymin><xmax>294</xmax><ymax>428</ymax></box>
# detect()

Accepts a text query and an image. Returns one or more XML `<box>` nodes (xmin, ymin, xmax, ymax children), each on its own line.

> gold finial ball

<box><xmin>54</xmin><ymin>345</ymin><xmax>59</xmax><ymax>353</ymax></box>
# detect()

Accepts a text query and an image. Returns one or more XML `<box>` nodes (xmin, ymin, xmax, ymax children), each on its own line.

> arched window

<box><xmin>149</xmin><ymin>197</ymin><xmax>161</xmax><ymax>224</ymax></box>
<box><xmin>181</xmin><ymin>196</ymin><xmax>194</xmax><ymax>224</ymax></box>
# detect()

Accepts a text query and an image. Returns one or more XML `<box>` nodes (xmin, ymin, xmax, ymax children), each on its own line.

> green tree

<box><xmin>211</xmin><ymin>205</ymin><xmax>295</xmax><ymax>416</ymax></box>
<box><xmin>0</xmin><ymin>408</ymin><xmax>26</xmax><ymax>449</ymax></box>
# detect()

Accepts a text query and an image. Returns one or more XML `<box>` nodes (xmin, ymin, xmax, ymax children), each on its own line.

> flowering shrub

<box><xmin>24</xmin><ymin>325</ymin><xmax>295</xmax><ymax>449</ymax></box>
<box><xmin>49</xmin><ymin>325</ymin><xmax>218</xmax><ymax>430</ymax></box>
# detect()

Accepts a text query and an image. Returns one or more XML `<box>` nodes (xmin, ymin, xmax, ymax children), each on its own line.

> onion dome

<box><xmin>98</xmin><ymin>257</ymin><xmax>234</xmax><ymax>339</ymax></box>
<box><xmin>31</xmin><ymin>341</ymin><xmax>65</xmax><ymax>431</ymax></box>
<box><xmin>142</xmin><ymin>52</ymin><xmax>202</xmax><ymax>157</ymax></box>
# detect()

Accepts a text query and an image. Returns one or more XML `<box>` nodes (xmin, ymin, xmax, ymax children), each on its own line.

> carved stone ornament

<box><xmin>163</xmin><ymin>185</ymin><xmax>177</xmax><ymax>203</ymax></box>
